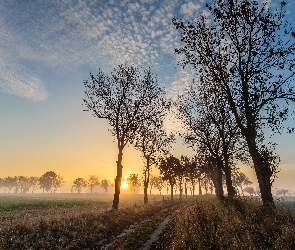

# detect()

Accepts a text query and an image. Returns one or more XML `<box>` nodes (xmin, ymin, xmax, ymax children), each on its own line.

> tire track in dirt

<box><xmin>85</xmin><ymin>202</ymin><xmax>185</xmax><ymax>250</ymax></box>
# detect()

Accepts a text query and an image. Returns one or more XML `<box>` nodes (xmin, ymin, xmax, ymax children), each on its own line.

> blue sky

<box><xmin>0</xmin><ymin>0</ymin><xmax>294</xmax><ymax>192</ymax></box>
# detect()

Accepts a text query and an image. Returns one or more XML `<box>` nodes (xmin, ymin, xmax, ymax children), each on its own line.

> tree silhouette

<box><xmin>244</xmin><ymin>186</ymin><xmax>256</xmax><ymax>196</ymax></box>
<box><xmin>158</xmin><ymin>155</ymin><xmax>181</xmax><ymax>200</ymax></box>
<box><xmin>88</xmin><ymin>175</ymin><xmax>100</xmax><ymax>193</ymax></box>
<box><xmin>39</xmin><ymin>171</ymin><xmax>61</xmax><ymax>193</ymax></box>
<box><xmin>127</xmin><ymin>174</ymin><xmax>140</xmax><ymax>194</ymax></box>
<box><xmin>29</xmin><ymin>177</ymin><xmax>39</xmax><ymax>193</ymax></box>
<box><xmin>134</xmin><ymin>117</ymin><xmax>174</xmax><ymax>203</ymax></box>
<box><xmin>52</xmin><ymin>175</ymin><xmax>65</xmax><ymax>193</ymax></box>
<box><xmin>3</xmin><ymin>176</ymin><xmax>17</xmax><ymax>193</ymax></box>
<box><xmin>173</xmin><ymin>0</ymin><xmax>295</xmax><ymax>206</ymax></box>
<box><xmin>231</xmin><ymin>171</ymin><xmax>253</xmax><ymax>195</ymax></box>
<box><xmin>149</xmin><ymin>175</ymin><xmax>164</xmax><ymax>195</ymax></box>
<box><xmin>72</xmin><ymin>178</ymin><xmax>88</xmax><ymax>193</ymax></box>
<box><xmin>182</xmin><ymin>156</ymin><xmax>202</xmax><ymax>196</ymax></box>
<box><xmin>83</xmin><ymin>65</ymin><xmax>166</xmax><ymax>209</ymax></box>
<box><xmin>101</xmin><ymin>179</ymin><xmax>111</xmax><ymax>192</ymax></box>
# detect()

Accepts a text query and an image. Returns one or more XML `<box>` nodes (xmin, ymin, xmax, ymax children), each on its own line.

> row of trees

<box><xmin>0</xmin><ymin>172</ymin><xmax>113</xmax><ymax>194</ymax></box>
<box><xmin>83</xmin><ymin>0</ymin><xmax>295</xmax><ymax>208</ymax></box>
<box><xmin>71</xmin><ymin>177</ymin><xmax>113</xmax><ymax>193</ymax></box>
<box><xmin>0</xmin><ymin>172</ymin><xmax>64</xmax><ymax>194</ymax></box>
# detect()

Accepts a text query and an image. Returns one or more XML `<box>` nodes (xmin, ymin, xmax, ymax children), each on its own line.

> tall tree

<box><xmin>173</xmin><ymin>0</ymin><xmax>295</xmax><ymax>205</ymax></box>
<box><xmin>178</xmin><ymin>97</ymin><xmax>225</xmax><ymax>197</ymax></box>
<box><xmin>83</xmin><ymin>65</ymin><xmax>166</xmax><ymax>209</ymax></box>
<box><xmin>177</xmin><ymin>81</ymin><xmax>241</xmax><ymax>198</ymax></box>
<box><xmin>134</xmin><ymin>117</ymin><xmax>174</xmax><ymax>204</ymax></box>
<box><xmin>88</xmin><ymin>175</ymin><xmax>100</xmax><ymax>193</ymax></box>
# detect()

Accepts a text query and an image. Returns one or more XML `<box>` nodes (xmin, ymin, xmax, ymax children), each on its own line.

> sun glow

<box><xmin>121</xmin><ymin>180</ymin><xmax>128</xmax><ymax>189</ymax></box>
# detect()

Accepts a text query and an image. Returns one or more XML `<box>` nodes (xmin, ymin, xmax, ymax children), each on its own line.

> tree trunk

<box><xmin>217</xmin><ymin>166</ymin><xmax>224</xmax><ymax>197</ymax></box>
<box><xmin>143</xmin><ymin>159</ymin><xmax>150</xmax><ymax>204</ymax></box>
<box><xmin>113</xmin><ymin>147</ymin><xmax>123</xmax><ymax>209</ymax></box>
<box><xmin>224</xmin><ymin>165</ymin><xmax>235</xmax><ymax>198</ymax></box>
<box><xmin>248</xmin><ymin>139</ymin><xmax>274</xmax><ymax>206</ymax></box>
<box><xmin>170</xmin><ymin>184</ymin><xmax>174</xmax><ymax>200</ymax></box>
<box><xmin>144</xmin><ymin>184</ymin><xmax>148</xmax><ymax>203</ymax></box>
<box><xmin>198</xmin><ymin>178</ymin><xmax>202</xmax><ymax>195</ymax></box>
<box><xmin>179</xmin><ymin>179</ymin><xmax>182</xmax><ymax>200</ymax></box>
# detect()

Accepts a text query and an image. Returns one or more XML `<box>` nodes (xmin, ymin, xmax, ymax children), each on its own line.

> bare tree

<box><xmin>173</xmin><ymin>0</ymin><xmax>295</xmax><ymax>205</ymax></box>
<box><xmin>83</xmin><ymin>65</ymin><xmax>167</xmax><ymax>209</ymax></box>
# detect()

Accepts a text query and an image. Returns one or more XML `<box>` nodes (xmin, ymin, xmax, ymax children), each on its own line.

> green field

<box><xmin>0</xmin><ymin>195</ymin><xmax>108</xmax><ymax>212</ymax></box>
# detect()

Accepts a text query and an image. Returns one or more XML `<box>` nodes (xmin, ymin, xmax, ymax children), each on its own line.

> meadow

<box><xmin>0</xmin><ymin>194</ymin><xmax>295</xmax><ymax>249</ymax></box>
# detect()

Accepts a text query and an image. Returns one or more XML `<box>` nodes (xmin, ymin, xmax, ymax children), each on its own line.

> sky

<box><xmin>0</xmin><ymin>0</ymin><xmax>294</xmax><ymax>193</ymax></box>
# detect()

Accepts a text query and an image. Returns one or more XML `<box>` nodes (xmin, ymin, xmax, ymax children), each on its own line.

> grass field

<box><xmin>0</xmin><ymin>193</ymin><xmax>174</xmax><ymax>249</ymax></box>
<box><xmin>0</xmin><ymin>194</ymin><xmax>295</xmax><ymax>249</ymax></box>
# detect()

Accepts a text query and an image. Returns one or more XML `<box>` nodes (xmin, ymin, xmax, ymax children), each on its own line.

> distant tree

<box><xmin>39</xmin><ymin>171</ymin><xmax>60</xmax><ymax>193</ymax></box>
<box><xmin>72</xmin><ymin>178</ymin><xmax>88</xmax><ymax>193</ymax></box>
<box><xmin>88</xmin><ymin>175</ymin><xmax>100</xmax><ymax>193</ymax></box>
<box><xmin>276</xmin><ymin>189</ymin><xmax>289</xmax><ymax>197</ymax></box>
<box><xmin>101</xmin><ymin>179</ymin><xmax>111</xmax><ymax>192</ymax></box>
<box><xmin>158</xmin><ymin>155</ymin><xmax>181</xmax><ymax>200</ymax></box>
<box><xmin>231</xmin><ymin>171</ymin><xmax>253</xmax><ymax>195</ymax></box>
<box><xmin>244</xmin><ymin>186</ymin><xmax>256</xmax><ymax>196</ymax></box>
<box><xmin>127</xmin><ymin>174</ymin><xmax>141</xmax><ymax>194</ymax></box>
<box><xmin>149</xmin><ymin>175</ymin><xmax>164</xmax><ymax>195</ymax></box>
<box><xmin>173</xmin><ymin>0</ymin><xmax>295</xmax><ymax>206</ymax></box>
<box><xmin>182</xmin><ymin>156</ymin><xmax>199</xmax><ymax>196</ymax></box>
<box><xmin>83</xmin><ymin>65</ymin><xmax>167</xmax><ymax>209</ymax></box>
<box><xmin>15</xmin><ymin>176</ymin><xmax>30</xmax><ymax>193</ymax></box>
<box><xmin>3</xmin><ymin>176</ymin><xmax>17</xmax><ymax>193</ymax></box>
<box><xmin>52</xmin><ymin>175</ymin><xmax>65</xmax><ymax>193</ymax></box>
<box><xmin>29</xmin><ymin>177</ymin><xmax>39</xmax><ymax>193</ymax></box>
<box><xmin>176</xmin><ymin>156</ymin><xmax>187</xmax><ymax>199</ymax></box>
<box><xmin>154</xmin><ymin>176</ymin><xmax>164</xmax><ymax>195</ymax></box>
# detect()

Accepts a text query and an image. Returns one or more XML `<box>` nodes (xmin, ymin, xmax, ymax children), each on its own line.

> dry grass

<box><xmin>0</xmin><ymin>193</ymin><xmax>172</xmax><ymax>250</ymax></box>
<box><xmin>168</xmin><ymin>196</ymin><xmax>295</xmax><ymax>249</ymax></box>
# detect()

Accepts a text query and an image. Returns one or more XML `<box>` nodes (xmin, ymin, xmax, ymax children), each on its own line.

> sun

<box><xmin>121</xmin><ymin>180</ymin><xmax>128</xmax><ymax>189</ymax></box>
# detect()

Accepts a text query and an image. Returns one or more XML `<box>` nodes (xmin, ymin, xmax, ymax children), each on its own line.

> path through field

<box><xmin>85</xmin><ymin>201</ymin><xmax>183</xmax><ymax>250</ymax></box>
